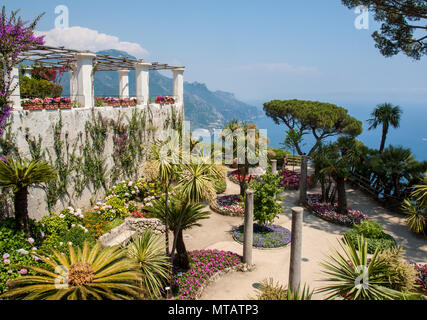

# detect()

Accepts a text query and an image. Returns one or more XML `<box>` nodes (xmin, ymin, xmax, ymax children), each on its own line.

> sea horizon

<box><xmin>251</xmin><ymin>102</ymin><xmax>427</xmax><ymax>162</ymax></box>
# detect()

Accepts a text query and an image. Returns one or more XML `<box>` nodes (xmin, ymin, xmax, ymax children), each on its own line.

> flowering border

<box><xmin>306</xmin><ymin>194</ymin><xmax>368</xmax><ymax>227</ymax></box>
<box><xmin>210</xmin><ymin>195</ymin><xmax>244</xmax><ymax>217</ymax></box>
<box><xmin>232</xmin><ymin>224</ymin><xmax>292</xmax><ymax>249</ymax></box>
<box><xmin>171</xmin><ymin>250</ymin><xmax>245</xmax><ymax>300</ymax></box>
<box><xmin>279</xmin><ymin>169</ymin><xmax>310</xmax><ymax>190</ymax></box>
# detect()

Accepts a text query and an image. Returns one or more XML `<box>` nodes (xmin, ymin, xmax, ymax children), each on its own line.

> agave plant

<box><xmin>126</xmin><ymin>230</ymin><xmax>171</xmax><ymax>299</ymax></box>
<box><xmin>0</xmin><ymin>157</ymin><xmax>56</xmax><ymax>236</ymax></box>
<box><xmin>318</xmin><ymin>235</ymin><xmax>402</xmax><ymax>300</ymax></box>
<box><xmin>0</xmin><ymin>242</ymin><xmax>143</xmax><ymax>300</ymax></box>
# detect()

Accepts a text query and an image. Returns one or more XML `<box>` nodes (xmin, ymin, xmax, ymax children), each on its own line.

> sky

<box><xmin>4</xmin><ymin>0</ymin><xmax>427</xmax><ymax>107</ymax></box>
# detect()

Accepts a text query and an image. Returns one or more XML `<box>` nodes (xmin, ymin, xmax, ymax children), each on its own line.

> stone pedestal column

<box><xmin>69</xmin><ymin>69</ymin><xmax>78</xmax><ymax>101</ymax></box>
<box><xmin>10</xmin><ymin>66</ymin><xmax>22</xmax><ymax>110</ymax></box>
<box><xmin>135</xmin><ymin>62</ymin><xmax>151</xmax><ymax>106</ymax></box>
<box><xmin>118</xmin><ymin>69</ymin><xmax>130</xmax><ymax>99</ymax></box>
<box><xmin>243</xmin><ymin>189</ymin><xmax>255</xmax><ymax>265</ymax></box>
<box><xmin>271</xmin><ymin>160</ymin><xmax>278</xmax><ymax>175</ymax></box>
<box><xmin>76</xmin><ymin>52</ymin><xmax>96</xmax><ymax>108</ymax></box>
<box><xmin>289</xmin><ymin>207</ymin><xmax>303</xmax><ymax>292</ymax></box>
<box><xmin>299</xmin><ymin>155</ymin><xmax>308</xmax><ymax>205</ymax></box>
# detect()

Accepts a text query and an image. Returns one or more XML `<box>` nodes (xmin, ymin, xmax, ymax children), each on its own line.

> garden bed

<box><xmin>279</xmin><ymin>169</ymin><xmax>310</xmax><ymax>190</ymax></box>
<box><xmin>232</xmin><ymin>224</ymin><xmax>292</xmax><ymax>249</ymax></box>
<box><xmin>210</xmin><ymin>195</ymin><xmax>244</xmax><ymax>216</ymax></box>
<box><xmin>228</xmin><ymin>170</ymin><xmax>256</xmax><ymax>185</ymax></box>
<box><xmin>306</xmin><ymin>194</ymin><xmax>367</xmax><ymax>227</ymax></box>
<box><xmin>412</xmin><ymin>263</ymin><xmax>427</xmax><ymax>295</ymax></box>
<box><xmin>171</xmin><ymin>250</ymin><xmax>243</xmax><ymax>300</ymax></box>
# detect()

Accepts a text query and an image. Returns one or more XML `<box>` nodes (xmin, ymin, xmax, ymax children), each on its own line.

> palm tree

<box><xmin>145</xmin><ymin>136</ymin><xmax>181</xmax><ymax>255</ymax></box>
<box><xmin>147</xmin><ymin>195</ymin><xmax>210</xmax><ymax>269</ymax></box>
<box><xmin>368</xmin><ymin>103</ymin><xmax>402</xmax><ymax>153</ymax></box>
<box><xmin>0</xmin><ymin>242</ymin><xmax>143</xmax><ymax>300</ymax></box>
<box><xmin>222</xmin><ymin>121</ymin><xmax>267</xmax><ymax>197</ymax></box>
<box><xmin>126</xmin><ymin>230</ymin><xmax>171</xmax><ymax>299</ymax></box>
<box><xmin>0</xmin><ymin>157</ymin><xmax>56</xmax><ymax>236</ymax></box>
<box><xmin>171</xmin><ymin>156</ymin><xmax>224</xmax><ymax>266</ymax></box>
<box><xmin>370</xmin><ymin>146</ymin><xmax>424</xmax><ymax>199</ymax></box>
<box><xmin>317</xmin><ymin>137</ymin><xmax>359</xmax><ymax>215</ymax></box>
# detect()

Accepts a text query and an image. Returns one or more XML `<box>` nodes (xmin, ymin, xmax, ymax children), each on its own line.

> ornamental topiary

<box><xmin>344</xmin><ymin>220</ymin><xmax>397</xmax><ymax>254</ymax></box>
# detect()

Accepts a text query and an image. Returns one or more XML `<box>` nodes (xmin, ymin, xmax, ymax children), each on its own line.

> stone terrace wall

<box><xmin>6</xmin><ymin>104</ymin><xmax>182</xmax><ymax>220</ymax></box>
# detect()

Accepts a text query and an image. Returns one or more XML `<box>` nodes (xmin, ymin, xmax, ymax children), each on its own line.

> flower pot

<box><xmin>59</xmin><ymin>102</ymin><xmax>72</xmax><ymax>109</ymax></box>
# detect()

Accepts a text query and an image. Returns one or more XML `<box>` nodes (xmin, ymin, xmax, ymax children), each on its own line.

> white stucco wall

<box><xmin>8</xmin><ymin>103</ymin><xmax>183</xmax><ymax>220</ymax></box>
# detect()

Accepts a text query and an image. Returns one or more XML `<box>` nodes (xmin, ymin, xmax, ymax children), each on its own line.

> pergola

<box><xmin>11</xmin><ymin>45</ymin><xmax>185</xmax><ymax>109</ymax></box>
<box><xmin>19</xmin><ymin>45</ymin><xmax>183</xmax><ymax>71</ymax></box>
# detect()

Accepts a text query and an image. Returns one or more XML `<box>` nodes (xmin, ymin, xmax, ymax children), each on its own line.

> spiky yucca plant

<box><xmin>0</xmin><ymin>242</ymin><xmax>143</xmax><ymax>300</ymax></box>
<box><xmin>0</xmin><ymin>157</ymin><xmax>56</xmax><ymax>236</ymax></box>
<box><xmin>318</xmin><ymin>235</ymin><xmax>402</xmax><ymax>300</ymax></box>
<box><xmin>126</xmin><ymin>230</ymin><xmax>171</xmax><ymax>299</ymax></box>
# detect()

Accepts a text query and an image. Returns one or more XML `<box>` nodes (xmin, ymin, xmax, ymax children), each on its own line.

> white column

<box><xmin>69</xmin><ymin>69</ymin><xmax>78</xmax><ymax>101</ymax></box>
<box><xmin>23</xmin><ymin>67</ymin><xmax>32</xmax><ymax>79</ymax></box>
<box><xmin>135</xmin><ymin>62</ymin><xmax>151</xmax><ymax>106</ymax></box>
<box><xmin>118</xmin><ymin>69</ymin><xmax>130</xmax><ymax>99</ymax></box>
<box><xmin>10</xmin><ymin>66</ymin><xmax>21</xmax><ymax>110</ymax></box>
<box><xmin>172</xmin><ymin>68</ymin><xmax>184</xmax><ymax>104</ymax></box>
<box><xmin>76</xmin><ymin>52</ymin><xmax>96</xmax><ymax>108</ymax></box>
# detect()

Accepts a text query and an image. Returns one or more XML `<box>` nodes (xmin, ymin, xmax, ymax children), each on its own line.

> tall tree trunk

<box><xmin>14</xmin><ymin>187</ymin><xmax>30</xmax><ymax>237</ymax></box>
<box><xmin>175</xmin><ymin>229</ymin><xmax>189</xmax><ymax>270</ymax></box>
<box><xmin>335</xmin><ymin>176</ymin><xmax>348</xmax><ymax>215</ymax></box>
<box><xmin>379</xmin><ymin>124</ymin><xmax>388</xmax><ymax>153</ymax></box>
<box><xmin>171</xmin><ymin>206</ymin><xmax>185</xmax><ymax>260</ymax></box>
<box><xmin>164</xmin><ymin>185</ymin><xmax>170</xmax><ymax>256</ymax></box>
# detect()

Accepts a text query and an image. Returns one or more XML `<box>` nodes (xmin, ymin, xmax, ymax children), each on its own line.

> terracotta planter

<box><xmin>59</xmin><ymin>102</ymin><xmax>72</xmax><ymax>109</ymax></box>
<box><xmin>23</xmin><ymin>104</ymin><xmax>44</xmax><ymax>111</ymax></box>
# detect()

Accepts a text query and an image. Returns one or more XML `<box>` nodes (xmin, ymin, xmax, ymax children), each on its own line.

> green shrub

<box><xmin>214</xmin><ymin>177</ymin><xmax>227</xmax><ymax>194</ymax></box>
<box><xmin>61</xmin><ymin>226</ymin><xmax>96</xmax><ymax>249</ymax></box>
<box><xmin>344</xmin><ymin>221</ymin><xmax>397</xmax><ymax>254</ymax></box>
<box><xmin>354</xmin><ymin>220</ymin><xmax>385</xmax><ymax>239</ymax></box>
<box><xmin>20</xmin><ymin>76</ymin><xmax>62</xmax><ymax>98</ymax></box>
<box><xmin>268</xmin><ymin>148</ymin><xmax>291</xmax><ymax>167</ymax></box>
<box><xmin>39</xmin><ymin>214</ymin><xmax>68</xmax><ymax>239</ymax></box>
<box><xmin>249</xmin><ymin>171</ymin><xmax>283</xmax><ymax>226</ymax></box>
<box><xmin>83</xmin><ymin>210</ymin><xmax>111</xmax><ymax>238</ymax></box>
<box><xmin>104</xmin><ymin>196</ymin><xmax>129</xmax><ymax>220</ymax></box>
<box><xmin>0</xmin><ymin>219</ymin><xmax>45</xmax><ymax>295</ymax></box>
<box><xmin>377</xmin><ymin>247</ymin><xmax>417</xmax><ymax>293</ymax></box>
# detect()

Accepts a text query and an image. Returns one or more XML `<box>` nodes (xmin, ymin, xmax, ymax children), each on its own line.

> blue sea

<box><xmin>253</xmin><ymin>103</ymin><xmax>427</xmax><ymax>162</ymax></box>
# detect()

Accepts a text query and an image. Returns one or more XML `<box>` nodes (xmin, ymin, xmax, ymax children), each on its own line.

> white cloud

<box><xmin>232</xmin><ymin>63</ymin><xmax>320</xmax><ymax>75</ymax></box>
<box><xmin>35</xmin><ymin>26</ymin><xmax>149</xmax><ymax>58</ymax></box>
